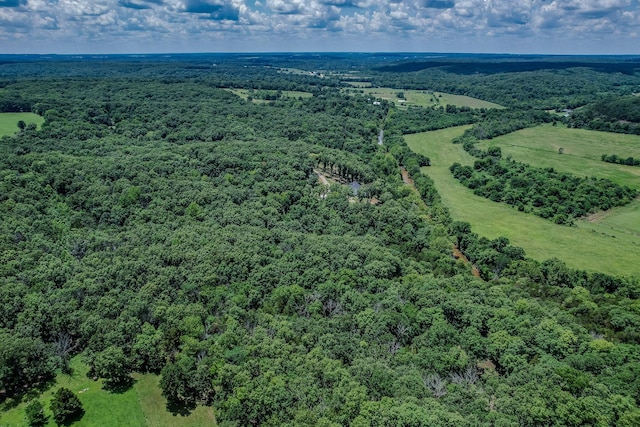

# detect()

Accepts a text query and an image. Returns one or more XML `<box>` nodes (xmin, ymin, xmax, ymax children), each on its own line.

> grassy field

<box><xmin>349</xmin><ymin>88</ymin><xmax>504</xmax><ymax>109</ymax></box>
<box><xmin>224</xmin><ymin>88</ymin><xmax>312</xmax><ymax>103</ymax></box>
<box><xmin>405</xmin><ymin>126</ymin><xmax>640</xmax><ymax>277</ymax></box>
<box><xmin>475</xmin><ymin>124</ymin><xmax>640</xmax><ymax>188</ymax></box>
<box><xmin>0</xmin><ymin>358</ymin><xmax>216</xmax><ymax>427</ymax></box>
<box><xmin>0</xmin><ymin>112</ymin><xmax>44</xmax><ymax>137</ymax></box>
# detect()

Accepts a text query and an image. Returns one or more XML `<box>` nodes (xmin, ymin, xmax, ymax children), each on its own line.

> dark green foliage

<box><xmin>0</xmin><ymin>332</ymin><xmax>56</xmax><ymax>400</ymax></box>
<box><xmin>450</xmin><ymin>143</ymin><xmax>637</xmax><ymax>225</ymax></box>
<box><xmin>602</xmin><ymin>154</ymin><xmax>640</xmax><ymax>166</ymax></box>
<box><xmin>25</xmin><ymin>400</ymin><xmax>47</xmax><ymax>426</ymax></box>
<box><xmin>567</xmin><ymin>96</ymin><xmax>640</xmax><ymax>134</ymax></box>
<box><xmin>1</xmin><ymin>56</ymin><xmax>639</xmax><ymax>425</ymax></box>
<box><xmin>88</xmin><ymin>345</ymin><xmax>131</xmax><ymax>389</ymax></box>
<box><xmin>50</xmin><ymin>388</ymin><xmax>83</xmax><ymax>425</ymax></box>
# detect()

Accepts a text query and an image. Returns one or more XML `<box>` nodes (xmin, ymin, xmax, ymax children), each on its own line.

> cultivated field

<box><xmin>0</xmin><ymin>358</ymin><xmax>216</xmax><ymax>427</ymax></box>
<box><xmin>405</xmin><ymin>125</ymin><xmax>640</xmax><ymax>277</ymax></box>
<box><xmin>0</xmin><ymin>112</ymin><xmax>44</xmax><ymax>137</ymax></box>
<box><xmin>348</xmin><ymin>88</ymin><xmax>504</xmax><ymax>109</ymax></box>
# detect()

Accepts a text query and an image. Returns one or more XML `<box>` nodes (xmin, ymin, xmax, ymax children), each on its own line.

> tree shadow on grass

<box><xmin>58</xmin><ymin>408</ymin><xmax>85</xmax><ymax>426</ymax></box>
<box><xmin>166</xmin><ymin>398</ymin><xmax>196</xmax><ymax>416</ymax></box>
<box><xmin>103</xmin><ymin>376</ymin><xmax>136</xmax><ymax>394</ymax></box>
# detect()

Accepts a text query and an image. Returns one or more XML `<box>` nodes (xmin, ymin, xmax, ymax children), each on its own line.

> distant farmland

<box><xmin>346</xmin><ymin>87</ymin><xmax>504</xmax><ymax>109</ymax></box>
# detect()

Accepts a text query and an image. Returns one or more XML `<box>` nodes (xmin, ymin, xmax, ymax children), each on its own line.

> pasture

<box><xmin>405</xmin><ymin>126</ymin><xmax>640</xmax><ymax>277</ymax></box>
<box><xmin>351</xmin><ymin>88</ymin><xmax>504</xmax><ymax>109</ymax></box>
<box><xmin>475</xmin><ymin>124</ymin><xmax>640</xmax><ymax>189</ymax></box>
<box><xmin>0</xmin><ymin>358</ymin><xmax>216</xmax><ymax>427</ymax></box>
<box><xmin>0</xmin><ymin>112</ymin><xmax>44</xmax><ymax>137</ymax></box>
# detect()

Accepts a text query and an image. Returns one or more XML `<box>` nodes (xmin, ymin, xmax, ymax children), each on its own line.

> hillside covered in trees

<box><xmin>1</xmin><ymin>54</ymin><xmax>640</xmax><ymax>426</ymax></box>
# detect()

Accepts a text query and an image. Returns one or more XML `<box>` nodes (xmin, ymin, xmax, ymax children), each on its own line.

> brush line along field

<box><xmin>405</xmin><ymin>125</ymin><xmax>640</xmax><ymax>277</ymax></box>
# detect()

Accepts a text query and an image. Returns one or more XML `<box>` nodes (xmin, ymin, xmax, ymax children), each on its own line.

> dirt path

<box><xmin>400</xmin><ymin>167</ymin><xmax>414</xmax><ymax>186</ymax></box>
<box><xmin>314</xmin><ymin>168</ymin><xmax>330</xmax><ymax>186</ymax></box>
<box><xmin>453</xmin><ymin>246</ymin><xmax>481</xmax><ymax>278</ymax></box>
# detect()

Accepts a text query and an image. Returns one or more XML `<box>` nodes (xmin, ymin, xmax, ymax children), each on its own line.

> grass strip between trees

<box><xmin>405</xmin><ymin>125</ymin><xmax>640</xmax><ymax>277</ymax></box>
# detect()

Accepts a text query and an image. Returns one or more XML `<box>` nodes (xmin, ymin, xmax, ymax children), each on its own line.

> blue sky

<box><xmin>1</xmin><ymin>0</ymin><xmax>639</xmax><ymax>54</ymax></box>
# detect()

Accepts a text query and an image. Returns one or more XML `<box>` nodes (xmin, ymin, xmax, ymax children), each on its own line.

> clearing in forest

<box><xmin>346</xmin><ymin>87</ymin><xmax>504</xmax><ymax>109</ymax></box>
<box><xmin>224</xmin><ymin>88</ymin><xmax>312</xmax><ymax>103</ymax></box>
<box><xmin>0</xmin><ymin>112</ymin><xmax>45</xmax><ymax>137</ymax></box>
<box><xmin>0</xmin><ymin>358</ymin><xmax>216</xmax><ymax>427</ymax></box>
<box><xmin>405</xmin><ymin>125</ymin><xmax>640</xmax><ymax>277</ymax></box>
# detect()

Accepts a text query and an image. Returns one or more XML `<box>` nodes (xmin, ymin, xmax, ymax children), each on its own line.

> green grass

<box><xmin>351</xmin><ymin>88</ymin><xmax>504</xmax><ymax>109</ymax></box>
<box><xmin>474</xmin><ymin>124</ymin><xmax>640</xmax><ymax>243</ymax></box>
<box><xmin>475</xmin><ymin>124</ymin><xmax>640</xmax><ymax>189</ymax></box>
<box><xmin>0</xmin><ymin>112</ymin><xmax>44</xmax><ymax>137</ymax></box>
<box><xmin>433</xmin><ymin>92</ymin><xmax>505</xmax><ymax>109</ymax></box>
<box><xmin>0</xmin><ymin>359</ymin><xmax>216</xmax><ymax>427</ymax></box>
<box><xmin>405</xmin><ymin>126</ymin><xmax>640</xmax><ymax>277</ymax></box>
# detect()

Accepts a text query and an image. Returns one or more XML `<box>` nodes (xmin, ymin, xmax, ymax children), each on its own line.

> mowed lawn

<box><xmin>0</xmin><ymin>358</ymin><xmax>216</xmax><ymax>427</ymax></box>
<box><xmin>0</xmin><ymin>112</ymin><xmax>44</xmax><ymax>137</ymax></box>
<box><xmin>405</xmin><ymin>126</ymin><xmax>640</xmax><ymax>277</ymax></box>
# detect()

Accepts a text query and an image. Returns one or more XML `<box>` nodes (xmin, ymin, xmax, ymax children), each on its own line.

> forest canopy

<box><xmin>1</xmin><ymin>54</ymin><xmax>640</xmax><ymax>426</ymax></box>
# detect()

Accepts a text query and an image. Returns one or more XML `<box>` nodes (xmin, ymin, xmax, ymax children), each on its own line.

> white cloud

<box><xmin>0</xmin><ymin>0</ymin><xmax>638</xmax><ymax>53</ymax></box>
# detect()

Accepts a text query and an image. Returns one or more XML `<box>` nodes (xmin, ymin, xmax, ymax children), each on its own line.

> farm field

<box><xmin>350</xmin><ymin>87</ymin><xmax>504</xmax><ymax>109</ymax></box>
<box><xmin>405</xmin><ymin>126</ymin><xmax>640</xmax><ymax>277</ymax></box>
<box><xmin>0</xmin><ymin>358</ymin><xmax>215</xmax><ymax>427</ymax></box>
<box><xmin>0</xmin><ymin>112</ymin><xmax>44</xmax><ymax>137</ymax></box>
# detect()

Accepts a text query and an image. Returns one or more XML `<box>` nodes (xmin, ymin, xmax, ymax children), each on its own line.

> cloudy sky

<box><xmin>1</xmin><ymin>0</ymin><xmax>639</xmax><ymax>54</ymax></box>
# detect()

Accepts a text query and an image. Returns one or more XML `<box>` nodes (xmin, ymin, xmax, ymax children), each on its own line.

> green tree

<box><xmin>50</xmin><ymin>387</ymin><xmax>83</xmax><ymax>425</ymax></box>
<box><xmin>90</xmin><ymin>345</ymin><xmax>131</xmax><ymax>389</ymax></box>
<box><xmin>25</xmin><ymin>400</ymin><xmax>47</xmax><ymax>427</ymax></box>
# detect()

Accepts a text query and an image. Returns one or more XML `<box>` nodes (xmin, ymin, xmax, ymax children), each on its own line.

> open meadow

<box><xmin>0</xmin><ymin>358</ymin><xmax>216</xmax><ymax>427</ymax></box>
<box><xmin>405</xmin><ymin>125</ymin><xmax>640</xmax><ymax>277</ymax></box>
<box><xmin>347</xmin><ymin>87</ymin><xmax>504</xmax><ymax>109</ymax></box>
<box><xmin>0</xmin><ymin>112</ymin><xmax>44</xmax><ymax>137</ymax></box>
<box><xmin>475</xmin><ymin>124</ymin><xmax>640</xmax><ymax>188</ymax></box>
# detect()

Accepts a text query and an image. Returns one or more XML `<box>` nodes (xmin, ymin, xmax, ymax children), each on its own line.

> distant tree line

<box><xmin>602</xmin><ymin>154</ymin><xmax>640</xmax><ymax>166</ymax></box>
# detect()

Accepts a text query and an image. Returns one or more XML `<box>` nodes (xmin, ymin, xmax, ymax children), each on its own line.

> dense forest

<box><xmin>1</xmin><ymin>54</ymin><xmax>640</xmax><ymax>426</ymax></box>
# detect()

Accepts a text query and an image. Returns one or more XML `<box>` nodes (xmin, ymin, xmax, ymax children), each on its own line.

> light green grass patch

<box><xmin>432</xmin><ymin>92</ymin><xmax>505</xmax><ymax>110</ymax></box>
<box><xmin>352</xmin><ymin>87</ymin><xmax>503</xmax><ymax>109</ymax></box>
<box><xmin>132</xmin><ymin>373</ymin><xmax>216</xmax><ymax>427</ymax></box>
<box><xmin>0</xmin><ymin>357</ymin><xmax>146</xmax><ymax>427</ymax></box>
<box><xmin>0</xmin><ymin>112</ymin><xmax>44</xmax><ymax>137</ymax></box>
<box><xmin>0</xmin><ymin>359</ymin><xmax>216</xmax><ymax>427</ymax></box>
<box><xmin>474</xmin><ymin>124</ymin><xmax>640</xmax><ymax>242</ymax></box>
<box><xmin>475</xmin><ymin>124</ymin><xmax>640</xmax><ymax>189</ymax></box>
<box><xmin>405</xmin><ymin>126</ymin><xmax>640</xmax><ymax>277</ymax></box>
